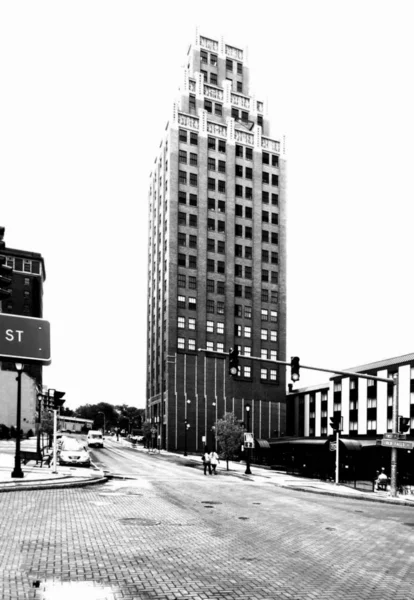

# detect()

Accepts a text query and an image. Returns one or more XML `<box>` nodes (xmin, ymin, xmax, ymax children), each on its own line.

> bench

<box><xmin>20</xmin><ymin>447</ymin><xmax>50</xmax><ymax>468</ymax></box>
<box><xmin>376</xmin><ymin>478</ymin><xmax>389</xmax><ymax>491</ymax></box>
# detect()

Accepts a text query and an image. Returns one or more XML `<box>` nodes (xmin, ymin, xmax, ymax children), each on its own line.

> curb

<box><xmin>0</xmin><ymin>474</ymin><xmax>107</xmax><ymax>493</ymax></box>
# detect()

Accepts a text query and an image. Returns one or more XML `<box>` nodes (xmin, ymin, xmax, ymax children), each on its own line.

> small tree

<box><xmin>142</xmin><ymin>421</ymin><xmax>152</xmax><ymax>448</ymax></box>
<box><xmin>215</xmin><ymin>412</ymin><xmax>244</xmax><ymax>471</ymax></box>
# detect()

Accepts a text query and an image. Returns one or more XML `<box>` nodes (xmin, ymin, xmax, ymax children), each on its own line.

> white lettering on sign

<box><xmin>5</xmin><ymin>329</ymin><xmax>24</xmax><ymax>342</ymax></box>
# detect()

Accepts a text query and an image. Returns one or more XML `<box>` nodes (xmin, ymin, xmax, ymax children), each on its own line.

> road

<box><xmin>1</xmin><ymin>436</ymin><xmax>414</xmax><ymax>599</ymax></box>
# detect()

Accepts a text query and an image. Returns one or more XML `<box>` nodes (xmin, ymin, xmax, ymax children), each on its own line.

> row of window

<box><xmin>177</xmin><ymin>190</ymin><xmax>278</xmax><ymax>208</ymax></box>
<box><xmin>177</xmin><ymin>288</ymin><xmax>278</xmax><ymax>310</ymax></box>
<box><xmin>234</xmin><ymin>325</ymin><xmax>277</xmax><ymax>342</ymax></box>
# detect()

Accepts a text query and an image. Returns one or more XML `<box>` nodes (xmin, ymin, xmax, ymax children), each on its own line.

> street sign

<box><xmin>244</xmin><ymin>432</ymin><xmax>254</xmax><ymax>448</ymax></box>
<box><xmin>0</xmin><ymin>313</ymin><xmax>51</xmax><ymax>365</ymax></box>
<box><xmin>383</xmin><ymin>433</ymin><xmax>399</xmax><ymax>439</ymax></box>
<box><xmin>381</xmin><ymin>439</ymin><xmax>414</xmax><ymax>450</ymax></box>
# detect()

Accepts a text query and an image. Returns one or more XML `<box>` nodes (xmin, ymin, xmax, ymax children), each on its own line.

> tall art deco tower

<box><xmin>146</xmin><ymin>30</ymin><xmax>287</xmax><ymax>452</ymax></box>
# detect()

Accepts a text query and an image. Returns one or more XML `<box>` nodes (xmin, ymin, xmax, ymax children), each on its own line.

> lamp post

<box><xmin>11</xmin><ymin>363</ymin><xmax>24</xmax><ymax>478</ymax></box>
<box><xmin>184</xmin><ymin>420</ymin><xmax>190</xmax><ymax>456</ymax></box>
<box><xmin>36</xmin><ymin>392</ymin><xmax>44</xmax><ymax>456</ymax></box>
<box><xmin>244</xmin><ymin>403</ymin><xmax>252</xmax><ymax>475</ymax></box>
<box><xmin>97</xmin><ymin>411</ymin><xmax>106</xmax><ymax>438</ymax></box>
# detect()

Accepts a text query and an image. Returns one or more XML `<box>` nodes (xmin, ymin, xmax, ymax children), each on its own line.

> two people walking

<box><xmin>202</xmin><ymin>447</ymin><xmax>219</xmax><ymax>475</ymax></box>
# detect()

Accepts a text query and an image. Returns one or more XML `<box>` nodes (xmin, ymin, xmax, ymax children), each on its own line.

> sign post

<box><xmin>0</xmin><ymin>314</ymin><xmax>51</xmax><ymax>364</ymax></box>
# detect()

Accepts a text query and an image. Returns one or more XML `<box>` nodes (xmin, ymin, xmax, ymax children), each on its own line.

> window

<box><xmin>190</xmin><ymin>132</ymin><xmax>198</xmax><ymax>145</ymax></box>
<box><xmin>271</xmin><ymin>232</ymin><xmax>278</xmax><ymax>244</ymax></box>
<box><xmin>178</xmin><ymin>316</ymin><xmax>185</xmax><ymax>329</ymax></box>
<box><xmin>245</xmin><ymin>227</ymin><xmax>252</xmax><ymax>239</ymax></box>
<box><xmin>257</xmin><ymin>115</ymin><xmax>263</xmax><ymax>127</ymax></box>
<box><xmin>245</xmin><ymin>187</ymin><xmax>252</xmax><ymax>199</ymax></box>
<box><xmin>178</xmin><ymin>295</ymin><xmax>186</xmax><ymax>307</ymax></box>
<box><xmin>272</xmin><ymin>174</ymin><xmax>278</xmax><ymax>186</ymax></box>
<box><xmin>235</xmin><ymin>284</ymin><xmax>243</xmax><ymax>297</ymax></box>
<box><xmin>245</xmin><ymin>167</ymin><xmax>252</xmax><ymax>180</ymax></box>
<box><xmin>188</xmin><ymin>255</ymin><xmax>197</xmax><ymax>269</ymax></box>
<box><xmin>207</xmin><ymin>279</ymin><xmax>215</xmax><ymax>293</ymax></box>
<box><xmin>261</xmin><ymin>349</ymin><xmax>268</xmax><ymax>359</ymax></box>
<box><xmin>243</xmin><ymin>365</ymin><xmax>251</xmax><ymax>378</ymax></box>
<box><xmin>204</xmin><ymin>100</ymin><xmax>213</xmax><ymax>113</ymax></box>
<box><xmin>235</xmin><ymin>264</ymin><xmax>243</xmax><ymax>277</ymax></box>
<box><xmin>262</xmin><ymin>230</ymin><xmax>269</xmax><ymax>243</ymax></box>
<box><xmin>235</xmin><ymin>184</ymin><xmax>243</xmax><ymax>197</ymax></box>
<box><xmin>200</xmin><ymin>50</ymin><xmax>208</xmax><ymax>63</ymax></box>
<box><xmin>226</xmin><ymin>58</ymin><xmax>233</xmax><ymax>71</ymax></box>
<box><xmin>262</xmin><ymin>211</ymin><xmax>269</xmax><ymax>223</ymax></box>
<box><xmin>178</xmin><ymin>253</ymin><xmax>186</xmax><ymax>267</ymax></box>
<box><xmin>206</xmin><ymin>341</ymin><xmax>214</xmax><ymax>351</ymax></box>
<box><xmin>270</xmin><ymin>330</ymin><xmax>277</xmax><ymax>342</ymax></box>
<box><xmin>179</xmin><ymin>129</ymin><xmax>187</xmax><ymax>142</ymax></box>
<box><xmin>206</xmin><ymin>320</ymin><xmax>214</xmax><ymax>333</ymax></box>
<box><xmin>179</xmin><ymin>171</ymin><xmax>187</xmax><ymax>184</ymax></box>
<box><xmin>207</xmin><ymin>238</ymin><xmax>215</xmax><ymax>252</ymax></box>
<box><xmin>217</xmin><ymin>261</ymin><xmax>225</xmax><ymax>274</ymax></box>
<box><xmin>188</xmin><ymin>297</ymin><xmax>197</xmax><ymax>310</ymax></box>
<box><xmin>179</xmin><ymin>150</ymin><xmax>187</xmax><ymax>163</ymax></box>
<box><xmin>189</xmin><ymin>194</ymin><xmax>197</xmax><ymax>206</ymax></box>
<box><xmin>208</xmin><ymin>157</ymin><xmax>216</xmax><ymax>171</ymax></box>
<box><xmin>208</xmin><ymin>137</ymin><xmax>216</xmax><ymax>150</ymax></box>
<box><xmin>234</xmin><ymin>324</ymin><xmax>242</xmax><ymax>337</ymax></box>
<box><xmin>245</xmin><ymin>206</ymin><xmax>252</xmax><ymax>219</ymax></box>
<box><xmin>262</xmin><ymin>191</ymin><xmax>269</xmax><ymax>204</ymax></box>
<box><xmin>272</xmin><ymin>194</ymin><xmax>278</xmax><ymax>205</ymax></box>
<box><xmin>271</xmin><ymin>291</ymin><xmax>278</xmax><ymax>303</ymax></box>
<box><xmin>177</xmin><ymin>337</ymin><xmax>185</xmax><ymax>349</ymax></box>
<box><xmin>178</xmin><ymin>274</ymin><xmax>186</xmax><ymax>287</ymax></box>
<box><xmin>261</xmin><ymin>329</ymin><xmax>268</xmax><ymax>341</ymax></box>
<box><xmin>188</xmin><ymin>339</ymin><xmax>196</xmax><ymax>351</ymax></box>
<box><xmin>207</xmin><ymin>259</ymin><xmax>215</xmax><ymax>272</ymax></box>
<box><xmin>241</xmin><ymin>111</ymin><xmax>248</xmax><ymax>122</ymax></box>
<box><xmin>189</xmin><ymin>214</ymin><xmax>197</xmax><ymax>227</ymax></box>
<box><xmin>237</xmin><ymin>81</ymin><xmax>243</xmax><ymax>93</ymax></box>
<box><xmin>207</xmin><ymin>299</ymin><xmax>215</xmax><ymax>313</ymax></box>
<box><xmin>261</xmin><ymin>369</ymin><xmax>267</xmax><ymax>380</ymax></box>
<box><xmin>217</xmin><ymin>322</ymin><xmax>224</xmax><ymax>335</ymax></box>
<box><xmin>244</xmin><ymin>326</ymin><xmax>251</xmax><ymax>338</ymax></box>
<box><xmin>237</xmin><ymin>62</ymin><xmax>243</xmax><ymax>75</ymax></box>
<box><xmin>235</xmin><ymin>244</ymin><xmax>243</xmax><ymax>257</ymax></box>
<box><xmin>235</xmin><ymin>165</ymin><xmax>243</xmax><ymax>177</ymax></box>
<box><xmin>190</xmin><ymin>153</ymin><xmax>197</xmax><ymax>166</ymax></box>
<box><xmin>245</xmin><ymin>246</ymin><xmax>252</xmax><ymax>259</ymax></box>
<box><xmin>270</xmin><ymin>350</ymin><xmax>277</xmax><ymax>361</ymax></box>
<box><xmin>218</xmin><ymin>180</ymin><xmax>226</xmax><ymax>193</ymax></box>
<box><xmin>179</xmin><ymin>191</ymin><xmax>186</xmax><ymax>204</ymax></box>
<box><xmin>217</xmin><ymin>221</ymin><xmax>225</xmax><ymax>233</ymax></box>
<box><xmin>189</xmin><ymin>235</ymin><xmax>197</xmax><ymax>248</ymax></box>
<box><xmin>245</xmin><ymin>286</ymin><xmax>252</xmax><ymax>299</ymax></box>
<box><xmin>208</xmin><ymin>178</ymin><xmax>215</xmax><ymax>191</ymax></box>
<box><xmin>218</xmin><ymin>140</ymin><xmax>226</xmax><ymax>153</ymax></box>
<box><xmin>189</xmin><ymin>173</ymin><xmax>198</xmax><ymax>187</ymax></box>
<box><xmin>271</xmin><ymin>272</ymin><xmax>278</xmax><ymax>284</ymax></box>
<box><xmin>262</xmin><ymin>172</ymin><xmax>269</xmax><ymax>184</ymax></box>
<box><xmin>178</xmin><ymin>232</ymin><xmax>186</xmax><ymax>246</ymax></box>
<box><xmin>271</xmin><ymin>252</ymin><xmax>278</xmax><ymax>264</ymax></box>
<box><xmin>208</xmin><ymin>198</ymin><xmax>216</xmax><ymax>211</ymax></box>
<box><xmin>189</xmin><ymin>95</ymin><xmax>196</xmax><ymax>112</ymax></box>
<box><xmin>270</xmin><ymin>369</ymin><xmax>277</xmax><ymax>381</ymax></box>
<box><xmin>235</xmin><ymin>204</ymin><xmax>243</xmax><ymax>217</ymax></box>
<box><xmin>217</xmin><ymin>342</ymin><xmax>224</xmax><ymax>353</ymax></box>
<box><xmin>262</xmin><ymin>152</ymin><xmax>269</xmax><ymax>164</ymax></box>
<box><xmin>217</xmin><ymin>281</ymin><xmax>225</xmax><ymax>294</ymax></box>
<box><xmin>244</xmin><ymin>306</ymin><xmax>252</xmax><ymax>319</ymax></box>
<box><xmin>234</xmin><ymin>304</ymin><xmax>242</xmax><ymax>317</ymax></box>
<box><xmin>208</xmin><ymin>219</ymin><xmax>215</xmax><ymax>231</ymax></box>
<box><xmin>270</xmin><ymin>310</ymin><xmax>277</xmax><ymax>322</ymax></box>
<box><xmin>261</xmin><ymin>309</ymin><xmax>268</xmax><ymax>321</ymax></box>
<box><xmin>217</xmin><ymin>200</ymin><xmax>225</xmax><ymax>213</ymax></box>
<box><xmin>236</xmin><ymin>145</ymin><xmax>243</xmax><ymax>157</ymax></box>
<box><xmin>231</xmin><ymin>107</ymin><xmax>239</xmax><ymax>119</ymax></box>
<box><xmin>245</xmin><ymin>266</ymin><xmax>252</xmax><ymax>279</ymax></box>
<box><xmin>262</xmin><ymin>249</ymin><xmax>269</xmax><ymax>262</ymax></box>
<box><xmin>217</xmin><ymin>301</ymin><xmax>224</xmax><ymax>314</ymax></box>
<box><xmin>215</xmin><ymin>103</ymin><xmax>222</xmax><ymax>116</ymax></box>
<box><xmin>244</xmin><ymin>346</ymin><xmax>251</xmax><ymax>357</ymax></box>
<box><xmin>188</xmin><ymin>276</ymin><xmax>197</xmax><ymax>289</ymax></box>
<box><xmin>272</xmin><ymin>155</ymin><xmax>279</xmax><ymax>167</ymax></box>
<box><xmin>210</xmin><ymin>54</ymin><xmax>218</xmax><ymax>66</ymax></box>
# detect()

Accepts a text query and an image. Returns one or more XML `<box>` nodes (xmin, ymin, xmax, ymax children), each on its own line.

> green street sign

<box><xmin>0</xmin><ymin>313</ymin><xmax>51</xmax><ymax>365</ymax></box>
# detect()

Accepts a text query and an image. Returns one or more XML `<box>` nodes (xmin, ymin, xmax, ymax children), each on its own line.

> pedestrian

<box><xmin>209</xmin><ymin>449</ymin><xmax>219</xmax><ymax>474</ymax></box>
<box><xmin>202</xmin><ymin>447</ymin><xmax>212</xmax><ymax>475</ymax></box>
<box><xmin>375</xmin><ymin>467</ymin><xmax>388</xmax><ymax>491</ymax></box>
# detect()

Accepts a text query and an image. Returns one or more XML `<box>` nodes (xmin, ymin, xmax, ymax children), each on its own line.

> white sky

<box><xmin>1</xmin><ymin>1</ymin><xmax>413</xmax><ymax>409</ymax></box>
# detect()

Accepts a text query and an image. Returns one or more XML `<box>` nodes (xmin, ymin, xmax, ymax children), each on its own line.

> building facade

<box><xmin>146</xmin><ymin>31</ymin><xmax>287</xmax><ymax>452</ymax></box>
<box><xmin>0</xmin><ymin>229</ymin><xmax>46</xmax><ymax>434</ymax></box>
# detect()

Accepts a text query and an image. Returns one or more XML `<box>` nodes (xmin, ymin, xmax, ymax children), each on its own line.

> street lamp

<box><xmin>11</xmin><ymin>363</ymin><xmax>24</xmax><ymax>478</ymax></box>
<box><xmin>97</xmin><ymin>411</ymin><xmax>106</xmax><ymax>438</ymax></box>
<box><xmin>244</xmin><ymin>403</ymin><xmax>252</xmax><ymax>475</ymax></box>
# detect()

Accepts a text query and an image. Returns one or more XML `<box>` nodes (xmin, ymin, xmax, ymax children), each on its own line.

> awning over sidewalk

<box><xmin>255</xmin><ymin>439</ymin><xmax>271</xmax><ymax>449</ymax></box>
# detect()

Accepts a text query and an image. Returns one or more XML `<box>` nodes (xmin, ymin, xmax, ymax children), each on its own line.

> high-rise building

<box><xmin>0</xmin><ymin>227</ymin><xmax>46</xmax><ymax>433</ymax></box>
<box><xmin>146</xmin><ymin>30</ymin><xmax>287</xmax><ymax>452</ymax></box>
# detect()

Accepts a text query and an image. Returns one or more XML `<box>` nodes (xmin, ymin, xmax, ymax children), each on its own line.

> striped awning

<box><xmin>255</xmin><ymin>438</ymin><xmax>271</xmax><ymax>449</ymax></box>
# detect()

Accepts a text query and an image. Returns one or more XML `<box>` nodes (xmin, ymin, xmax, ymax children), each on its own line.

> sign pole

<box><xmin>335</xmin><ymin>430</ymin><xmax>339</xmax><ymax>484</ymax></box>
<box><xmin>11</xmin><ymin>363</ymin><xmax>24</xmax><ymax>478</ymax></box>
<box><xmin>52</xmin><ymin>409</ymin><xmax>58</xmax><ymax>474</ymax></box>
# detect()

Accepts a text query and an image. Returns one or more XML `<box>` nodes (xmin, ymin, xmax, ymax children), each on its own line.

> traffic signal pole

<box><xmin>391</xmin><ymin>374</ymin><xmax>398</xmax><ymax>498</ymax></box>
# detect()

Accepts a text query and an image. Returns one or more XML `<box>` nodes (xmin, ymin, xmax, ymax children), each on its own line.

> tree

<box><xmin>115</xmin><ymin>405</ymin><xmax>145</xmax><ymax>434</ymax></box>
<box><xmin>215</xmin><ymin>412</ymin><xmax>244</xmax><ymax>471</ymax></box>
<box><xmin>75</xmin><ymin>402</ymin><xmax>119</xmax><ymax>430</ymax></box>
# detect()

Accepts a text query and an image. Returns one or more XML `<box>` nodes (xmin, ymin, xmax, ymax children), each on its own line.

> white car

<box><xmin>87</xmin><ymin>430</ymin><xmax>104</xmax><ymax>448</ymax></box>
<box><xmin>59</xmin><ymin>438</ymin><xmax>91</xmax><ymax>468</ymax></box>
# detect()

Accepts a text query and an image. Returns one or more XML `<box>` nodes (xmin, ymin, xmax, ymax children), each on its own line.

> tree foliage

<box><xmin>73</xmin><ymin>402</ymin><xmax>145</xmax><ymax>432</ymax></box>
<box><xmin>215</xmin><ymin>412</ymin><xmax>244</xmax><ymax>470</ymax></box>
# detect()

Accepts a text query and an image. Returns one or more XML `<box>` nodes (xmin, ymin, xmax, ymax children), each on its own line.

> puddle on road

<box><xmin>34</xmin><ymin>580</ymin><xmax>117</xmax><ymax>599</ymax></box>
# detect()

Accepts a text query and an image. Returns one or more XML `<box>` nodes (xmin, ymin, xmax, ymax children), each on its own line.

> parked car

<box><xmin>87</xmin><ymin>430</ymin><xmax>104</xmax><ymax>448</ymax></box>
<box><xmin>59</xmin><ymin>438</ymin><xmax>91</xmax><ymax>468</ymax></box>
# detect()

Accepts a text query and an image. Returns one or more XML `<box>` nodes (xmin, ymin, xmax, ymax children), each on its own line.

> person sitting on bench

<box><xmin>375</xmin><ymin>467</ymin><xmax>388</xmax><ymax>491</ymax></box>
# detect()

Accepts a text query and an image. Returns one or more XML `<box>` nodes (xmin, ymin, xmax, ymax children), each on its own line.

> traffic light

<box><xmin>0</xmin><ymin>255</ymin><xmax>13</xmax><ymax>301</ymax></box>
<box><xmin>53</xmin><ymin>390</ymin><xmax>66</xmax><ymax>409</ymax></box>
<box><xmin>228</xmin><ymin>346</ymin><xmax>239</xmax><ymax>377</ymax></box>
<box><xmin>399</xmin><ymin>416</ymin><xmax>411</xmax><ymax>433</ymax></box>
<box><xmin>330</xmin><ymin>415</ymin><xmax>342</xmax><ymax>431</ymax></box>
<box><xmin>0</xmin><ymin>226</ymin><xmax>6</xmax><ymax>250</ymax></box>
<box><xmin>290</xmin><ymin>356</ymin><xmax>300</xmax><ymax>382</ymax></box>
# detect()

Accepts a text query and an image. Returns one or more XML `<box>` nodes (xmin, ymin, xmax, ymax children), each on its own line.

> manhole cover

<box><xmin>201</xmin><ymin>501</ymin><xmax>222</xmax><ymax>505</ymax></box>
<box><xmin>253</xmin><ymin>502</ymin><xmax>261</xmax><ymax>505</ymax></box>
<box><xmin>238</xmin><ymin>517</ymin><xmax>249</xmax><ymax>520</ymax></box>
<box><xmin>118</xmin><ymin>518</ymin><xmax>160</xmax><ymax>526</ymax></box>
<box><xmin>404</xmin><ymin>523</ymin><xmax>414</xmax><ymax>527</ymax></box>
<box><xmin>204</xmin><ymin>505</ymin><xmax>214</xmax><ymax>509</ymax></box>
<box><xmin>325</xmin><ymin>527</ymin><xmax>336</xmax><ymax>531</ymax></box>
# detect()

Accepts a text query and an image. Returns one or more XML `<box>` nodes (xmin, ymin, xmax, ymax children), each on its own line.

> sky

<box><xmin>1</xmin><ymin>1</ymin><xmax>414</xmax><ymax>410</ymax></box>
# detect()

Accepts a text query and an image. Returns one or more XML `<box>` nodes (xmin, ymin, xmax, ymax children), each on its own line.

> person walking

<box><xmin>202</xmin><ymin>447</ymin><xmax>212</xmax><ymax>475</ymax></box>
<box><xmin>210</xmin><ymin>449</ymin><xmax>219</xmax><ymax>475</ymax></box>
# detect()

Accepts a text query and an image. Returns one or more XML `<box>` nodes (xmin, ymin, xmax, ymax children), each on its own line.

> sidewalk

<box><xmin>0</xmin><ymin>441</ymin><xmax>106</xmax><ymax>492</ymax></box>
<box><xmin>119</xmin><ymin>439</ymin><xmax>414</xmax><ymax>508</ymax></box>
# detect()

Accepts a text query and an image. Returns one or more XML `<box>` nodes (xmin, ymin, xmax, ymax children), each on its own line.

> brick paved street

<box><xmin>1</xmin><ymin>449</ymin><xmax>414</xmax><ymax>599</ymax></box>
